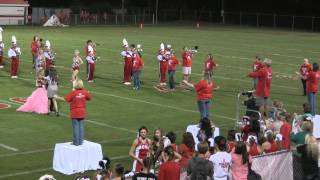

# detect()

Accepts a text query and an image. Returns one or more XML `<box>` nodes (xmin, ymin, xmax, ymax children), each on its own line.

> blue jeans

<box><xmin>168</xmin><ymin>70</ymin><xmax>176</xmax><ymax>89</ymax></box>
<box><xmin>307</xmin><ymin>92</ymin><xmax>317</xmax><ymax>116</ymax></box>
<box><xmin>72</xmin><ymin>119</ymin><xmax>84</xmax><ymax>145</ymax></box>
<box><xmin>197</xmin><ymin>100</ymin><xmax>211</xmax><ymax>118</ymax></box>
<box><xmin>133</xmin><ymin>71</ymin><xmax>141</xmax><ymax>89</ymax></box>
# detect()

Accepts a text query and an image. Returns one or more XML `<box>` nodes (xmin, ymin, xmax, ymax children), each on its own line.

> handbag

<box><xmin>248</xmin><ymin>164</ymin><xmax>262</xmax><ymax>180</ymax></box>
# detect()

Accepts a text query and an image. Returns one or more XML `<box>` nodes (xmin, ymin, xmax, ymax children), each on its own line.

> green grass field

<box><xmin>0</xmin><ymin>24</ymin><xmax>319</xmax><ymax>179</ymax></box>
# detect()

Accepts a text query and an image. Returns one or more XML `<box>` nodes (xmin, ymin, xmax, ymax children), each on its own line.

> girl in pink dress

<box><xmin>17</xmin><ymin>69</ymin><xmax>48</xmax><ymax>114</ymax></box>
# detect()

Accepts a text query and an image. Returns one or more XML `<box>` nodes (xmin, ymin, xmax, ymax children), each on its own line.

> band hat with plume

<box><xmin>45</xmin><ymin>40</ymin><xmax>51</xmax><ymax>49</ymax></box>
<box><xmin>122</xmin><ymin>38</ymin><xmax>128</xmax><ymax>48</ymax></box>
<box><xmin>11</xmin><ymin>35</ymin><xmax>17</xmax><ymax>45</ymax></box>
<box><xmin>263</xmin><ymin>58</ymin><xmax>272</xmax><ymax>65</ymax></box>
<box><xmin>160</xmin><ymin>43</ymin><xmax>165</xmax><ymax>51</ymax></box>
<box><xmin>0</xmin><ymin>27</ymin><xmax>3</xmax><ymax>42</ymax></box>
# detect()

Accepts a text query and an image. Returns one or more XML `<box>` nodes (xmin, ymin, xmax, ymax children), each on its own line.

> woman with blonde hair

<box><xmin>71</xmin><ymin>49</ymin><xmax>83</xmax><ymax>81</ymax></box>
<box><xmin>56</xmin><ymin>79</ymin><xmax>92</xmax><ymax>145</ymax></box>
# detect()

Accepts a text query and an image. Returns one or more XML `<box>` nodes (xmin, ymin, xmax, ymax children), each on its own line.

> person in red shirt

<box><xmin>31</xmin><ymin>36</ymin><xmax>40</xmax><ymax>70</ymax></box>
<box><xmin>158</xmin><ymin>146</ymin><xmax>181</xmax><ymax>180</ymax></box>
<box><xmin>179</xmin><ymin>132</ymin><xmax>195</xmax><ymax>169</ymax></box>
<box><xmin>168</xmin><ymin>50</ymin><xmax>179</xmax><ymax>90</ymax></box>
<box><xmin>279</xmin><ymin>111</ymin><xmax>292</xmax><ymax>150</ymax></box>
<box><xmin>183</xmin><ymin>72</ymin><xmax>217</xmax><ymax>119</ymax></box>
<box><xmin>304</xmin><ymin>63</ymin><xmax>320</xmax><ymax>115</ymax></box>
<box><xmin>132</xmin><ymin>49</ymin><xmax>144</xmax><ymax>90</ymax></box>
<box><xmin>129</xmin><ymin>126</ymin><xmax>152</xmax><ymax>173</ymax></box>
<box><xmin>203</xmin><ymin>54</ymin><xmax>218</xmax><ymax>81</ymax></box>
<box><xmin>252</xmin><ymin>56</ymin><xmax>263</xmax><ymax>89</ymax></box>
<box><xmin>56</xmin><ymin>79</ymin><xmax>92</xmax><ymax>146</ymax></box>
<box><xmin>182</xmin><ymin>47</ymin><xmax>193</xmax><ymax>82</ymax></box>
<box><xmin>248</xmin><ymin>58</ymin><xmax>272</xmax><ymax>118</ymax></box>
<box><xmin>299</xmin><ymin>58</ymin><xmax>312</xmax><ymax>96</ymax></box>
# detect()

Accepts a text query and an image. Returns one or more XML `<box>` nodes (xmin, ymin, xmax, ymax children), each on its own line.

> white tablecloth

<box><xmin>312</xmin><ymin>115</ymin><xmax>320</xmax><ymax>138</ymax></box>
<box><xmin>186</xmin><ymin>124</ymin><xmax>220</xmax><ymax>150</ymax></box>
<box><xmin>53</xmin><ymin>140</ymin><xmax>103</xmax><ymax>175</ymax></box>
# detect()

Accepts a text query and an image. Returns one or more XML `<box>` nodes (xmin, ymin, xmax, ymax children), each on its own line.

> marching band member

<box><xmin>8</xmin><ymin>35</ymin><xmax>21</xmax><ymax>78</ymax></box>
<box><xmin>203</xmin><ymin>54</ymin><xmax>218</xmax><ymax>81</ymax></box>
<box><xmin>85</xmin><ymin>40</ymin><xmax>93</xmax><ymax>76</ymax></box>
<box><xmin>44</xmin><ymin>40</ymin><xmax>55</xmax><ymax>71</ymax></box>
<box><xmin>167</xmin><ymin>46</ymin><xmax>180</xmax><ymax>90</ymax></box>
<box><xmin>121</xmin><ymin>38</ymin><xmax>133</xmax><ymax>85</ymax></box>
<box><xmin>0</xmin><ymin>27</ymin><xmax>4</xmax><ymax>68</ymax></box>
<box><xmin>36</xmin><ymin>49</ymin><xmax>46</xmax><ymax>72</ymax></box>
<box><xmin>31</xmin><ymin>35</ymin><xmax>40</xmax><ymax>70</ymax></box>
<box><xmin>132</xmin><ymin>45</ymin><xmax>144</xmax><ymax>90</ymax></box>
<box><xmin>182</xmin><ymin>46</ymin><xmax>194</xmax><ymax>82</ymax></box>
<box><xmin>86</xmin><ymin>44</ymin><xmax>96</xmax><ymax>82</ymax></box>
<box><xmin>157</xmin><ymin>43</ymin><xmax>167</xmax><ymax>86</ymax></box>
<box><xmin>72</xmin><ymin>49</ymin><xmax>83</xmax><ymax>81</ymax></box>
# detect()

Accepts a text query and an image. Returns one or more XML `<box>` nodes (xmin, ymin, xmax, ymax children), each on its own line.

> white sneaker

<box><xmin>88</xmin><ymin>80</ymin><xmax>94</xmax><ymax>83</ymax></box>
<box><xmin>0</xmin><ymin>66</ymin><xmax>4</xmax><ymax>68</ymax></box>
<box><xmin>11</xmin><ymin>76</ymin><xmax>18</xmax><ymax>79</ymax></box>
<box><xmin>124</xmin><ymin>82</ymin><xmax>131</xmax><ymax>85</ymax></box>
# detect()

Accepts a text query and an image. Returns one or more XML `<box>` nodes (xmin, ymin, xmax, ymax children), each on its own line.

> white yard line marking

<box><xmin>0</xmin><ymin>155</ymin><xmax>129</xmax><ymax>178</ymax></box>
<box><xmin>0</xmin><ymin>144</ymin><xmax>19</xmax><ymax>152</ymax></box>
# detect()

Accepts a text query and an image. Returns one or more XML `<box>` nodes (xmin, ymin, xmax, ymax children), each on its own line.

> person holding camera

<box><xmin>248</xmin><ymin>58</ymin><xmax>272</xmax><ymax>118</ymax></box>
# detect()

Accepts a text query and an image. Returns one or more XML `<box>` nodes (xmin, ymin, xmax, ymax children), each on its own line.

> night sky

<box><xmin>28</xmin><ymin>0</ymin><xmax>320</xmax><ymax>16</ymax></box>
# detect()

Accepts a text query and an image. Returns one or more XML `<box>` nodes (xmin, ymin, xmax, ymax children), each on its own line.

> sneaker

<box><xmin>0</xmin><ymin>66</ymin><xmax>3</xmax><ymax>68</ymax></box>
<box><xmin>56</xmin><ymin>112</ymin><xmax>60</xmax><ymax>116</ymax></box>
<box><xmin>124</xmin><ymin>82</ymin><xmax>131</xmax><ymax>85</ymax></box>
<box><xmin>88</xmin><ymin>80</ymin><xmax>94</xmax><ymax>83</ymax></box>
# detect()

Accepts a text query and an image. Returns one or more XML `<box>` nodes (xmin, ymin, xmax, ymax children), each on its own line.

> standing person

<box><xmin>0</xmin><ymin>27</ymin><xmax>4</xmax><ymax>68</ymax></box>
<box><xmin>182</xmin><ymin>47</ymin><xmax>193</xmax><ymax>82</ymax></box>
<box><xmin>129</xmin><ymin>126</ymin><xmax>152</xmax><ymax>173</ymax></box>
<box><xmin>8</xmin><ymin>35</ymin><xmax>21</xmax><ymax>78</ymax></box>
<box><xmin>252</xmin><ymin>56</ymin><xmax>263</xmax><ymax>90</ymax></box>
<box><xmin>71</xmin><ymin>49</ymin><xmax>83</xmax><ymax>81</ymax></box>
<box><xmin>157</xmin><ymin>43</ymin><xmax>168</xmax><ymax>87</ymax></box>
<box><xmin>46</xmin><ymin>65</ymin><xmax>59</xmax><ymax>116</ymax></box>
<box><xmin>187</xmin><ymin>142</ymin><xmax>213</xmax><ymax>180</ymax></box>
<box><xmin>31</xmin><ymin>35</ymin><xmax>40</xmax><ymax>70</ymax></box>
<box><xmin>132</xmin><ymin>48</ymin><xmax>144</xmax><ymax>90</ymax></box>
<box><xmin>44</xmin><ymin>40</ymin><xmax>55</xmax><ymax>71</ymax></box>
<box><xmin>55</xmin><ymin>79</ymin><xmax>92</xmax><ymax>146</ymax></box>
<box><xmin>158</xmin><ymin>146</ymin><xmax>181</xmax><ymax>180</ymax></box>
<box><xmin>305</xmin><ymin>63</ymin><xmax>320</xmax><ymax>116</ymax></box>
<box><xmin>209</xmin><ymin>136</ymin><xmax>232</xmax><ymax>180</ymax></box>
<box><xmin>279</xmin><ymin>112</ymin><xmax>291</xmax><ymax>150</ymax></box>
<box><xmin>168</xmin><ymin>50</ymin><xmax>179</xmax><ymax>90</ymax></box>
<box><xmin>17</xmin><ymin>69</ymin><xmax>48</xmax><ymax>114</ymax></box>
<box><xmin>231</xmin><ymin>141</ymin><xmax>252</xmax><ymax>180</ymax></box>
<box><xmin>120</xmin><ymin>38</ymin><xmax>133</xmax><ymax>85</ymax></box>
<box><xmin>131</xmin><ymin>157</ymin><xmax>157</xmax><ymax>180</ymax></box>
<box><xmin>179</xmin><ymin>132</ymin><xmax>195</xmax><ymax>172</ymax></box>
<box><xmin>204</xmin><ymin>54</ymin><xmax>218</xmax><ymax>81</ymax></box>
<box><xmin>36</xmin><ymin>49</ymin><xmax>46</xmax><ymax>72</ymax></box>
<box><xmin>84</xmin><ymin>40</ymin><xmax>92</xmax><ymax>76</ymax></box>
<box><xmin>182</xmin><ymin>72</ymin><xmax>217</xmax><ymax>119</ymax></box>
<box><xmin>248</xmin><ymin>58</ymin><xmax>272</xmax><ymax>118</ymax></box>
<box><xmin>86</xmin><ymin>43</ymin><xmax>96</xmax><ymax>82</ymax></box>
<box><xmin>299</xmin><ymin>58</ymin><xmax>312</xmax><ymax>96</ymax></box>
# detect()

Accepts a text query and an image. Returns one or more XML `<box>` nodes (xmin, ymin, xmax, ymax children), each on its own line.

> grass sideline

<box><xmin>0</xmin><ymin>25</ymin><xmax>319</xmax><ymax>179</ymax></box>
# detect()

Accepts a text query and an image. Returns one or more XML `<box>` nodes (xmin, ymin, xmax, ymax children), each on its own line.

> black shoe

<box><xmin>56</xmin><ymin>112</ymin><xmax>59</xmax><ymax>116</ymax></box>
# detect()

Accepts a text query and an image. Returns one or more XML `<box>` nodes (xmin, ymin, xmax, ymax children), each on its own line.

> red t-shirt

<box><xmin>158</xmin><ymin>161</ymin><xmax>181</xmax><ymax>180</ymax></box>
<box><xmin>182</xmin><ymin>51</ymin><xmax>192</xmax><ymax>67</ymax></box>
<box><xmin>64</xmin><ymin>89</ymin><xmax>92</xmax><ymax>119</ymax></box>
<box><xmin>265</xmin><ymin>140</ymin><xmax>278</xmax><ymax>153</ymax></box>
<box><xmin>168</xmin><ymin>55</ymin><xmax>179</xmax><ymax>70</ymax></box>
<box><xmin>132</xmin><ymin>56</ymin><xmax>144</xmax><ymax>71</ymax></box>
<box><xmin>249</xmin><ymin>143</ymin><xmax>260</xmax><ymax>156</ymax></box>
<box><xmin>204</xmin><ymin>58</ymin><xmax>217</xmax><ymax>72</ymax></box>
<box><xmin>300</xmin><ymin>64</ymin><xmax>312</xmax><ymax>78</ymax></box>
<box><xmin>306</xmin><ymin>71</ymin><xmax>320</xmax><ymax>93</ymax></box>
<box><xmin>194</xmin><ymin>80</ymin><xmax>214</xmax><ymax>101</ymax></box>
<box><xmin>249</xmin><ymin>67</ymin><xmax>272</xmax><ymax>97</ymax></box>
<box><xmin>31</xmin><ymin>41</ymin><xmax>39</xmax><ymax>55</ymax></box>
<box><xmin>178</xmin><ymin>144</ymin><xmax>194</xmax><ymax>168</ymax></box>
<box><xmin>253</xmin><ymin>60</ymin><xmax>263</xmax><ymax>72</ymax></box>
<box><xmin>280</xmin><ymin>121</ymin><xmax>291</xmax><ymax>150</ymax></box>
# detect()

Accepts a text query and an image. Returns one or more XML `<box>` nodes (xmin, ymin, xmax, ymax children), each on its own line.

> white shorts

<box><xmin>183</xmin><ymin>67</ymin><xmax>192</xmax><ymax>75</ymax></box>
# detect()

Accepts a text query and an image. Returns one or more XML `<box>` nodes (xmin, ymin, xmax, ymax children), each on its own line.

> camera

<box><xmin>241</xmin><ymin>91</ymin><xmax>253</xmax><ymax>97</ymax></box>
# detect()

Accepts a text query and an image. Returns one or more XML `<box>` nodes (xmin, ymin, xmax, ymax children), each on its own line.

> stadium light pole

<box><xmin>221</xmin><ymin>0</ymin><xmax>225</xmax><ymax>24</ymax></box>
<box><xmin>155</xmin><ymin>0</ymin><xmax>158</xmax><ymax>24</ymax></box>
